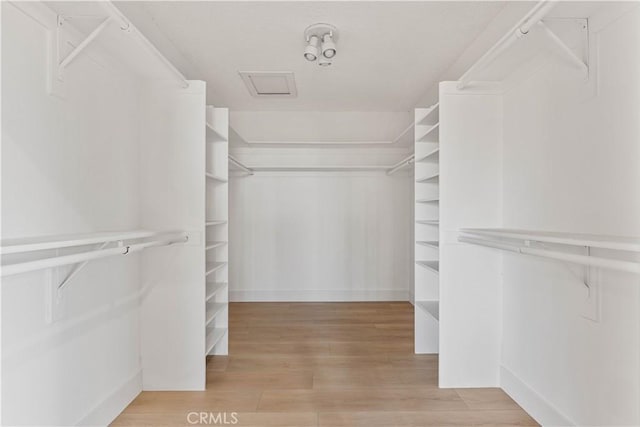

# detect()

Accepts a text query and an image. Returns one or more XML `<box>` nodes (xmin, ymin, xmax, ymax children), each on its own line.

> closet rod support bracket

<box><xmin>56</xmin><ymin>14</ymin><xmax>112</xmax><ymax>80</ymax></box>
<box><xmin>538</xmin><ymin>19</ymin><xmax>589</xmax><ymax>81</ymax></box>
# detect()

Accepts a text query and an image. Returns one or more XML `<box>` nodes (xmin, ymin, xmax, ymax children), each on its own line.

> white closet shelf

<box><xmin>415</xmin><ymin>300</ymin><xmax>439</xmax><ymax>321</ymax></box>
<box><xmin>1</xmin><ymin>230</ymin><xmax>180</xmax><ymax>255</ymax></box>
<box><xmin>206</xmin><ymin>172</ymin><xmax>228</xmax><ymax>182</ymax></box>
<box><xmin>416</xmin><ymin>173</ymin><xmax>439</xmax><ymax>183</ymax></box>
<box><xmin>206</xmin><ymin>282</ymin><xmax>228</xmax><ymax>302</ymax></box>
<box><xmin>205</xmin><ymin>327</ymin><xmax>227</xmax><ymax>355</ymax></box>
<box><xmin>416</xmin><ymin>260</ymin><xmax>439</xmax><ymax>273</ymax></box>
<box><xmin>416</xmin><ymin>220</ymin><xmax>439</xmax><ymax>225</ymax></box>
<box><xmin>416</xmin><ymin>123</ymin><xmax>440</xmax><ymax>143</ymax></box>
<box><xmin>460</xmin><ymin>228</ymin><xmax>640</xmax><ymax>252</ymax></box>
<box><xmin>205</xmin><ymin>262</ymin><xmax>227</xmax><ymax>276</ymax></box>
<box><xmin>205</xmin><ymin>220</ymin><xmax>227</xmax><ymax>226</ymax></box>
<box><xmin>416</xmin><ymin>104</ymin><xmax>439</xmax><ymax>127</ymax></box>
<box><xmin>205</xmin><ymin>241</ymin><xmax>227</xmax><ymax>250</ymax></box>
<box><xmin>416</xmin><ymin>241</ymin><xmax>440</xmax><ymax>249</ymax></box>
<box><xmin>415</xmin><ymin>148</ymin><xmax>440</xmax><ymax>162</ymax></box>
<box><xmin>206</xmin><ymin>123</ymin><xmax>227</xmax><ymax>143</ymax></box>
<box><xmin>205</xmin><ymin>303</ymin><xmax>227</xmax><ymax>327</ymax></box>
<box><xmin>416</xmin><ymin>198</ymin><xmax>439</xmax><ymax>203</ymax></box>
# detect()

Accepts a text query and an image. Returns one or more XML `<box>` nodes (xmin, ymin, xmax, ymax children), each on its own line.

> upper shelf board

<box><xmin>1</xmin><ymin>230</ymin><xmax>174</xmax><ymax>255</ymax></box>
<box><xmin>460</xmin><ymin>228</ymin><xmax>640</xmax><ymax>252</ymax></box>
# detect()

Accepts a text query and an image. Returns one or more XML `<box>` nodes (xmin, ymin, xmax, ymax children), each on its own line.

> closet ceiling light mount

<box><xmin>304</xmin><ymin>23</ymin><xmax>338</xmax><ymax>66</ymax></box>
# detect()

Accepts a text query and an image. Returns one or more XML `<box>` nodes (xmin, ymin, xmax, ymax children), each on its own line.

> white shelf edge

<box><xmin>416</xmin><ymin>173</ymin><xmax>439</xmax><ymax>183</ymax></box>
<box><xmin>416</xmin><ymin>241</ymin><xmax>440</xmax><ymax>249</ymax></box>
<box><xmin>206</xmin><ymin>282</ymin><xmax>228</xmax><ymax>302</ymax></box>
<box><xmin>460</xmin><ymin>228</ymin><xmax>640</xmax><ymax>252</ymax></box>
<box><xmin>415</xmin><ymin>300</ymin><xmax>439</xmax><ymax>321</ymax></box>
<box><xmin>206</xmin><ymin>122</ymin><xmax>227</xmax><ymax>143</ymax></box>
<box><xmin>416</xmin><ymin>220</ymin><xmax>439</xmax><ymax>225</ymax></box>
<box><xmin>205</xmin><ymin>327</ymin><xmax>227</xmax><ymax>355</ymax></box>
<box><xmin>205</xmin><ymin>241</ymin><xmax>228</xmax><ymax>250</ymax></box>
<box><xmin>415</xmin><ymin>147</ymin><xmax>440</xmax><ymax>162</ymax></box>
<box><xmin>205</xmin><ymin>220</ymin><xmax>227</xmax><ymax>226</ymax></box>
<box><xmin>205</xmin><ymin>262</ymin><xmax>227</xmax><ymax>276</ymax></box>
<box><xmin>0</xmin><ymin>230</ymin><xmax>179</xmax><ymax>255</ymax></box>
<box><xmin>416</xmin><ymin>123</ymin><xmax>440</xmax><ymax>143</ymax></box>
<box><xmin>416</xmin><ymin>198</ymin><xmax>439</xmax><ymax>203</ymax></box>
<box><xmin>415</xmin><ymin>104</ymin><xmax>440</xmax><ymax>126</ymax></box>
<box><xmin>416</xmin><ymin>260</ymin><xmax>439</xmax><ymax>273</ymax></box>
<box><xmin>205</xmin><ymin>303</ymin><xmax>227</xmax><ymax>327</ymax></box>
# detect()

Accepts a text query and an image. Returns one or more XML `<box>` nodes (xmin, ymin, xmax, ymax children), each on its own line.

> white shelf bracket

<box><xmin>56</xmin><ymin>15</ymin><xmax>112</xmax><ymax>80</ymax></box>
<box><xmin>56</xmin><ymin>241</ymin><xmax>111</xmax><ymax>297</ymax></box>
<box><xmin>538</xmin><ymin>19</ymin><xmax>589</xmax><ymax>81</ymax></box>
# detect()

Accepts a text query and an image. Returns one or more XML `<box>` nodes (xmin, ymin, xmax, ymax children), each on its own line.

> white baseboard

<box><xmin>76</xmin><ymin>369</ymin><xmax>142</xmax><ymax>426</ymax></box>
<box><xmin>500</xmin><ymin>366</ymin><xmax>574</xmax><ymax>427</ymax></box>
<box><xmin>229</xmin><ymin>289</ymin><xmax>409</xmax><ymax>302</ymax></box>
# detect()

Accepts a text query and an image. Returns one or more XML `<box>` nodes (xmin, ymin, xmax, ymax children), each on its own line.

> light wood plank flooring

<box><xmin>112</xmin><ymin>302</ymin><xmax>537</xmax><ymax>426</ymax></box>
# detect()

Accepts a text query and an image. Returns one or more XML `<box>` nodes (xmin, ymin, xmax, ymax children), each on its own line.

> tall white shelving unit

<box><xmin>205</xmin><ymin>106</ymin><xmax>229</xmax><ymax>358</ymax></box>
<box><xmin>414</xmin><ymin>104</ymin><xmax>440</xmax><ymax>354</ymax></box>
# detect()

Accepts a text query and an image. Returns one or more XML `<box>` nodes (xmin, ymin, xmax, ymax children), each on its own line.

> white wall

<box><xmin>500</xmin><ymin>4</ymin><xmax>640</xmax><ymax>425</ymax></box>
<box><xmin>228</xmin><ymin>148</ymin><xmax>412</xmax><ymax>301</ymax></box>
<box><xmin>1</xmin><ymin>2</ymin><xmax>142</xmax><ymax>425</ymax></box>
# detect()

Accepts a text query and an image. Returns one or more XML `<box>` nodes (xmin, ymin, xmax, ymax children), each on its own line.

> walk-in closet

<box><xmin>2</xmin><ymin>1</ymin><xmax>639</xmax><ymax>426</ymax></box>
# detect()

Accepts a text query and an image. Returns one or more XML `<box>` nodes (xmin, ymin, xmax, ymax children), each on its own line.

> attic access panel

<box><xmin>239</xmin><ymin>71</ymin><xmax>298</xmax><ymax>98</ymax></box>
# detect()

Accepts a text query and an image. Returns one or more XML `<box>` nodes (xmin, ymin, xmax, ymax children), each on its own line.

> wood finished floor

<box><xmin>112</xmin><ymin>302</ymin><xmax>538</xmax><ymax>426</ymax></box>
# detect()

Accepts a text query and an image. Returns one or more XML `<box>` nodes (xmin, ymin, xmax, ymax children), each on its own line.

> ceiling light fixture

<box><xmin>304</xmin><ymin>35</ymin><xmax>319</xmax><ymax>61</ymax></box>
<box><xmin>304</xmin><ymin>23</ymin><xmax>338</xmax><ymax>66</ymax></box>
<box><xmin>321</xmin><ymin>33</ymin><xmax>336</xmax><ymax>59</ymax></box>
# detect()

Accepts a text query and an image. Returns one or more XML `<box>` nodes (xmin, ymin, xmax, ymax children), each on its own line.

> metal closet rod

<box><xmin>101</xmin><ymin>1</ymin><xmax>189</xmax><ymax>89</ymax></box>
<box><xmin>228</xmin><ymin>155</ymin><xmax>416</xmax><ymax>175</ymax></box>
<box><xmin>459</xmin><ymin>234</ymin><xmax>640</xmax><ymax>274</ymax></box>
<box><xmin>387</xmin><ymin>154</ymin><xmax>415</xmax><ymax>175</ymax></box>
<box><xmin>457</xmin><ymin>0</ymin><xmax>557</xmax><ymax>89</ymax></box>
<box><xmin>1</xmin><ymin>233</ymin><xmax>188</xmax><ymax>277</ymax></box>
